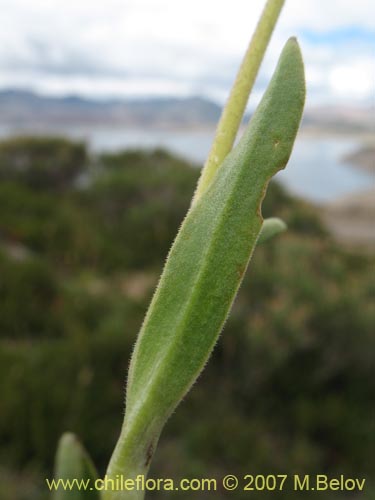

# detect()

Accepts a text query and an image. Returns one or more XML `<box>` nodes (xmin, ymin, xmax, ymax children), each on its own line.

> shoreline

<box><xmin>0</xmin><ymin>121</ymin><xmax>374</xmax><ymax>138</ymax></box>
<box><xmin>318</xmin><ymin>187</ymin><xmax>375</xmax><ymax>252</ymax></box>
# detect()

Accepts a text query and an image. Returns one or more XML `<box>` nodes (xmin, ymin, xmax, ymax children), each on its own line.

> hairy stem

<box><xmin>193</xmin><ymin>0</ymin><xmax>285</xmax><ymax>204</ymax></box>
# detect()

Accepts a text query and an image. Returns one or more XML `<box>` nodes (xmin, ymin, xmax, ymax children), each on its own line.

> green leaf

<box><xmin>52</xmin><ymin>433</ymin><xmax>100</xmax><ymax>500</ymax></box>
<box><xmin>105</xmin><ymin>37</ymin><xmax>305</xmax><ymax>498</ymax></box>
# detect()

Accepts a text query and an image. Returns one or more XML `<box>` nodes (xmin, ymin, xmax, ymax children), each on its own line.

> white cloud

<box><xmin>329</xmin><ymin>59</ymin><xmax>374</xmax><ymax>100</ymax></box>
<box><xmin>1</xmin><ymin>0</ymin><xmax>374</xmax><ymax>106</ymax></box>
<box><xmin>285</xmin><ymin>0</ymin><xmax>375</xmax><ymax>31</ymax></box>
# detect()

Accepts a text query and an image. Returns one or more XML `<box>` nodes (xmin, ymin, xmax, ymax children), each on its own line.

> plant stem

<box><xmin>193</xmin><ymin>0</ymin><xmax>285</xmax><ymax>204</ymax></box>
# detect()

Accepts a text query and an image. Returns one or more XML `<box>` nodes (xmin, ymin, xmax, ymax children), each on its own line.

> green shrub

<box><xmin>0</xmin><ymin>136</ymin><xmax>87</xmax><ymax>190</ymax></box>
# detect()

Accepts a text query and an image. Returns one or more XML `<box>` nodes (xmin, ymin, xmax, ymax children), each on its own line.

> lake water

<box><xmin>1</xmin><ymin>125</ymin><xmax>373</xmax><ymax>203</ymax></box>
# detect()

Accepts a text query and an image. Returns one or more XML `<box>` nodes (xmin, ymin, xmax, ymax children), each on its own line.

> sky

<box><xmin>1</xmin><ymin>0</ymin><xmax>374</xmax><ymax>109</ymax></box>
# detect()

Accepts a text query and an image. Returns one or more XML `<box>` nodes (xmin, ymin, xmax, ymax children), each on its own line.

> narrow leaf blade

<box><xmin>106</xmin><ymin>37</ymin><xmax>305</xmax><ymax>483</ymax></box>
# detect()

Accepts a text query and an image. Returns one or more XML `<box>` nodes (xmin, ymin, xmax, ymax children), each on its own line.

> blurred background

<box><xmin>0</xmin><ymin>0</ymin><xmax>374</xmax><ymax>498</ymax></box>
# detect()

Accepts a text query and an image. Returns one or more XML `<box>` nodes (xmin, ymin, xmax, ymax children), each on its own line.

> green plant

<box><xmin>52</xmin><ymin>0</ymin><xmax>305</xmax><ymax>498</ymax></box>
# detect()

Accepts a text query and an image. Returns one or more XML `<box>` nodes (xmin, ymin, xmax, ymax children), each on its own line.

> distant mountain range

<box><xmin>0</xmin><ymin>89</ymin><xmax>373</xmax><ymax>133</ymax></box>
<box><xmin>0</xmin><ymin>89</ymin><xmax>222</xmax><ymax>129</ymax></box>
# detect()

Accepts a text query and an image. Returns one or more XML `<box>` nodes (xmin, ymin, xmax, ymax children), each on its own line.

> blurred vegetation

<box><xmin>0</xmin><ymin>136</ymin><xmax>373</xmax><ymax>499</ymax></box>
